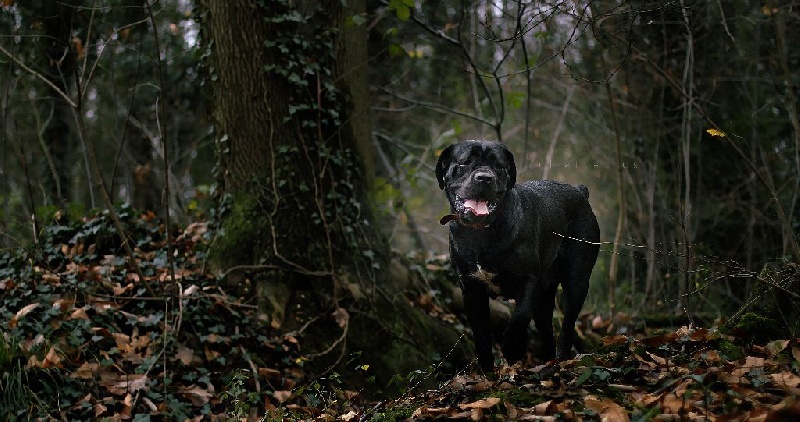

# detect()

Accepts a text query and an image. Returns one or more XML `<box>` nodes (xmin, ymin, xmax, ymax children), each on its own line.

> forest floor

<box><xmin>1</xmin><ymin>209</ymin><xmax>798</xmax><ymax>420</ymax></box>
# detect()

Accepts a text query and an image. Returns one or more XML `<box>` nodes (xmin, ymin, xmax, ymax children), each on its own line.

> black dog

<box><xmin>436</xmin><ymin>140</ymin><xmax>600</xmax><ymax>372</ymax></box>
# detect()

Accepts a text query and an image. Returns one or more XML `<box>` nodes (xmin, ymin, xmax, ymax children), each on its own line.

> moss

<box><xmin>367</xmin><ymin>405</ymin><xmax>415</xmax><ymax>421</ymax></box>
<box><xmin>732</xmin><ymin>312</ymin><xmax>784</xmax><ymax>344</ymax></box>
<box><xmin>209</xmin><ymin>193</ymin><xmax>271</xmax><ymax>269</ymax></box>
<box><xmin>716</xmin><ymin>338</ymin><xmax>744</xmax><ymax>361</ymax></box>
<box><xmin>488</xmin><ymin>389</ymin><xmax>541</xmax><ymax>408</ymax></box>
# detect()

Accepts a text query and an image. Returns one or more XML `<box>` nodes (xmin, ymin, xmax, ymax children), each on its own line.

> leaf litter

<box><xmin>0</xmin><ymin>208</ymin><xmax>798</xmax><ymax>420</ymax></box>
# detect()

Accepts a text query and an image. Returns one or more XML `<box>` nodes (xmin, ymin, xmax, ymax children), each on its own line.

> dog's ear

<box><xmin>435</xmin><ymin>144</ymin><xmax>454</xmax><ymax>190</ymax></box>
<box><xmin>500</xmin><ymin>143</ymin><xmax>517</xmax><ymax>189</ymax></box>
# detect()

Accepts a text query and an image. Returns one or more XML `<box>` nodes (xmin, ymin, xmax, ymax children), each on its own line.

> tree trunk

<box><xmin>40</xmin><ymin>2</ymin><xmax>79</xmax><ymax>206</ymax></box>
<box><xmin>200</xmin><ymin>0</ymin><xmax>463</xmax><ymax>387</ymax></box>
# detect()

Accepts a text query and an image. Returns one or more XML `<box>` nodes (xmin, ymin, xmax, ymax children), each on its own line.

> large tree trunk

<box><xmin>200</xmin><ymin>0</ymin><xmax>463</xmax><ymax>387</ymax></box>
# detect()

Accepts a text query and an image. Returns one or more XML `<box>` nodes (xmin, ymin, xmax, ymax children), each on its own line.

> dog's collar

<box><xmin>439</xmin><ymin>213</ymin><xmax>491</xmax><ymax>229</ymax></box>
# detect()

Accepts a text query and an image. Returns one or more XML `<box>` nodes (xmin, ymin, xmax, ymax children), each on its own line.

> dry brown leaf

<box><xmin>111</xmin><ymin>332</ymin><xmax>131</xmax><ymax>351</ymax></box>
<box><xmin>51</xmin><ymin>298</ymin><xmax>71</xmax><ymax>312</ymax></box>
<box><xmin>472</xmin><ymin>379</ymin><xmax>493</xmax><ymax>392</ymax></box>
<box><xmin>703</xmin><ymin>349</ymin><xmax>722</xmax><ymax>363</ymax></box>
<box><xmin>469</xmin><ymin>408</ymin><xmax>484</xmax><ymax>420</ymax></box>
<box><xmin>584</xmin><ymin>395</ymin><xmax>629</xmax><ymax>422</ymax></box>
<box><xmin>72</xmin><ymin>362</ymin><xmax>100</xmax><ymax>380</ymax></box>
<box><xmin>94</xmin><ymin>402</ymin><xmax>107</xmax><ymax>417</ymax></box>
<box><xmin>259</xmin><ymin>367</ymin><xmax>282</xmax><ymax>379</ymax></box>
<box><xmin>104</xmin><ymin>374</ymin><xmax>148</xmax><ymax>395</ymax></box>
<box><xmin>340</xmin><ymin>410</ymin><xmax>358</xmax><ymax>421</ymax></box>
<box><xmin>180</xmin><ymin>386</ymin><xmax>213</xmax><ymax>406</ymax></box>
<box><xmin>601</xmin><ymin>335</ymin><xmax>628</xmax><ymax>346</ymax></box>
<box><xmin>534</xmin><ymin>400</ymin><xmax>554</xmax><ymax>415</ymax></box>
<box><xmin>69</xmin><ymin>307</ymin><xmax>89</xmax><ymax>320</ymax></box>
<box><xmin>176</xmin><ymin>344</ymin><xmax>196</xmax><ymax>366</ymax></box>
<box><xmin>412</xmin><ymin>406</ymin><xmax>450</xmax><ymax>418</ymax></box>
<box><xmin>771</xmin><ymin>372</ymin><xmax>800</xmax><ymax>394</ymax></box>
<box><xmin>647</xmin><ymin>352</ymin><xmax>667</xmax><ymax>366</ymax></box>
<box><xmin>765</xmin><ymin>340</ymin><xmax>790</xmax><ymax>356</ymax></box>
<box><xmin>203</xmin><ymin>346</ymin><xmax>220</xmax><ymax>360</ymax></box>
<box><xmin>459</xmin><ymin>396</ymin><xmax>501</xmax><ymax>410</ymax></box>
<box><xmin>9</xmin><ymin>303</ymin><xmax>38</xmax><ymax>327</ymax></box>
<box><xmin>731</xmin><ymin>356</ymin><xmax>765</xmax><ymax>379</ymax></box>
<box><xmin>112</xmin><ymin>283</ymin><xmax>132</xmax><ymax>295</ymax></box>
<box><xmin>661</xmin><ymin>385</ymin><xmax>692</xmax><ymax>414</ymax></box>
<box><xmin>42</xmin><ymin>346</ymin><xmax>62</xmax><ymax>369</ymax></box>
<box><xmin>273</xmin><ymin>390</ymin><xmax>292</xmax><ymax>403</ymax></box>
<box><xmin>688</xmin><ymin>327</ymin><xmax>709</xmax><ymax>341</ymax></box>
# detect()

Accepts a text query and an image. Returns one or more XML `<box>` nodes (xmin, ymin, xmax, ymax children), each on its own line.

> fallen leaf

<box><xmin>41</xmin><ymin>346</ymin><xmax>63</xmax><ymax>369</ymax></box>
<box><xmin>103</xmin><ymin>374</ymin><xmax>148</xmax><ymax>395</ymax></box>
<box><xmin>584</xmin><ymin>395</ymin><xmax>629</xmax><ymax>422</ymax></box>
<box><xmin>69</xmin><ymin>307</ymin><xmax>90</xmax><ymax>320</ymax></box>
<box><xmin>72</xmin><ymin>362</ymin><xmax>100</xmax><ymax>380</ymax></box>
<box><xmin>647</xmin><ymin>351</ymin><xmax>668</xmax><ymax>366</ymax></box>
<box><xmin>534</xmin><ymin>400</ymin><xmax>554</xmax><ymax>415</ymax></box>
<box><xmin>341</xmin><ymin>410</ymin><xmax>358</xmax><ymax>421</ymax></box>
<box><xmin>176</xmin><ymin>344</ymin><xmax>196</xmax><ymax>366</ymax></box>
<box><xmin>182</xmin><ymin>284</ymin><xmax>199</xmax><ymax>297</ymax></box>
<box><xmin>765</xmin><ymin>339</ymin><xmax>790</xmax><ymax>356</ymax></box>
<box><xmin>258</xmin><ymin>367</ymin><xmax>282</xmax><ymax>379</ymax></box>
<box><xmin>273</xmin><ymin>390</ymin><xmax>292</xmax><ymax>403</ymax></box>
<box><xmin>771</xmin><ymin>372</ymin><xmax>800</xmax><ymax>393</ymax></box>
<box><xmin>180</xmin><ymin>386</ymin><xmax>213</xmax><ymax>406</ymax></box>
<box><xmin>203</xmin><ymin>346</ymin><xmax>220</xmax><ymax>360</ymax></box>
<box><xmin>601</xmin><ymin>335</ymin><xmax>628</xmax><ymax>346</ymax></box>
<box><xmin>459</xmin><ymin>397</ymin><xmax>501</xmax><ymax>410</ymax></box>
<box><xmin>94</xmin><ymin>402</ymin><xmax>107</xmax><ymax>417</ymax></box>
<box><xmin>9</xmin><ymin>303</ymin><xmax>39</xmax><ymax>327</ymax></box>
<box><xmin>731</xmin><ymin>356</ymin><xmax>765</xmax><ymax>379</ymax></box>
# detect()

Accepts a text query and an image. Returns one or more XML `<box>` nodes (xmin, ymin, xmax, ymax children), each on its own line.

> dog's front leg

<box><xmin>502</xmin><ymin>277</ymin><xmax>535</xmax><ymax>365</ymax></box>
<box><xmin>461</xmin><ymin>276</ymin><xmax>494</xmax><ymax>372</ymax></box>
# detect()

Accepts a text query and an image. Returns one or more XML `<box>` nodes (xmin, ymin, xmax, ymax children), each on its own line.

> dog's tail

<box><xmin>577</xmin><ymin>184</ymin><xmax>590</xmax><ymax>199</ymax></box>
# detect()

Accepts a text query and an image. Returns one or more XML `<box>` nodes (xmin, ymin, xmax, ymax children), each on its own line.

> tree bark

<box><xmin>200</xmin><ymin>0</ymin><xmax>464</xmax><ymax>386</ymax></box>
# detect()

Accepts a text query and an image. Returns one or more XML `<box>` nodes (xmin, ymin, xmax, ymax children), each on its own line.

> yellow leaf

<box><xmin>706</xmin><ymin>128</ymin><xmax>727</xmax><ymax>137</ymax></box>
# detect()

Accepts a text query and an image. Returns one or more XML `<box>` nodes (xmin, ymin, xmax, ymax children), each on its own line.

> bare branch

<box><xmin>0</xmin><ymin>44</ymin><xmax>77</xmax><ymax>108</ymax></box>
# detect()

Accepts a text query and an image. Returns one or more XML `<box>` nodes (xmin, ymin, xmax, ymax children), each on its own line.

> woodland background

<box><xmin>1</xmin><ymin>0</ymin><xmax>799</xmax><ymax>420</ymax></box>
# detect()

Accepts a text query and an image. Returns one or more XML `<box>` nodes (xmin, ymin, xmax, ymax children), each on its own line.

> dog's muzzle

<box><xmin>439</xmin><ymin>195</ymin><xmax>501</xmax><ymax>229</ymax></box>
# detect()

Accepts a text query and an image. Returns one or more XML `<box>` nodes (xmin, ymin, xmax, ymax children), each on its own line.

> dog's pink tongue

<box><xmin>464</xmin><ymin>199</ymin><xmax>490</xmax><ymax>216</ymax></box>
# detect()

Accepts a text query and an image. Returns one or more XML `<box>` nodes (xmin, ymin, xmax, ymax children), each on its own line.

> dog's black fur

<box><xmin>436</xmin><ymin>140</ymin><xmax>600</xmax><ymax>372</ymax></box>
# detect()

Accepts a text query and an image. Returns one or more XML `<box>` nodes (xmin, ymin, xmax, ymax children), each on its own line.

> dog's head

<box><xmin>435</xmin><ymin>140</ymin><xmax>516</xmax><ymax>228</ymax></box>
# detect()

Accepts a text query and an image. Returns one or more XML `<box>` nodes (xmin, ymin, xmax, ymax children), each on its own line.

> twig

<box><xmin>754</xmin><ymin>274</ymin><xmax>800</xmax><ymax>301</ymax></box>
<box><xmin>221</xmin><ymin>263</ymin><xmax>332</xmax><ymax>278</ymax></box>
<box><xmin>0</xmin><ymin>44</ymin><xmax>77</xmax><ymax>108</ymax></box>
<box><xmin>606</xmin><ymin>31</ymin><xmax>800</xmax><ymax>263</ymax></box>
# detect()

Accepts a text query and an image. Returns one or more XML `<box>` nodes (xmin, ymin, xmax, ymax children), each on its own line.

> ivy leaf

<box><xmin>389</xmin><ymin>0</ymin><xmax>412</xmax><ymax>21</ymax></box>
<box><xmin>350</xmin><ymin>13</ymin><xmax>367</xmax><ymax>26</ymax></box>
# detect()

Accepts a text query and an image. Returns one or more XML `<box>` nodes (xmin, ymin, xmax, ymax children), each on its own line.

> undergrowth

<box><xmin>2</xmin><ymin>206</ymin><xmax>799</xmax><ymax>420</ymax></box>
<box><xmin>0</xmin><ymin>206</ymin><xmax>309</xmax><ymax>419</ymax></box>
